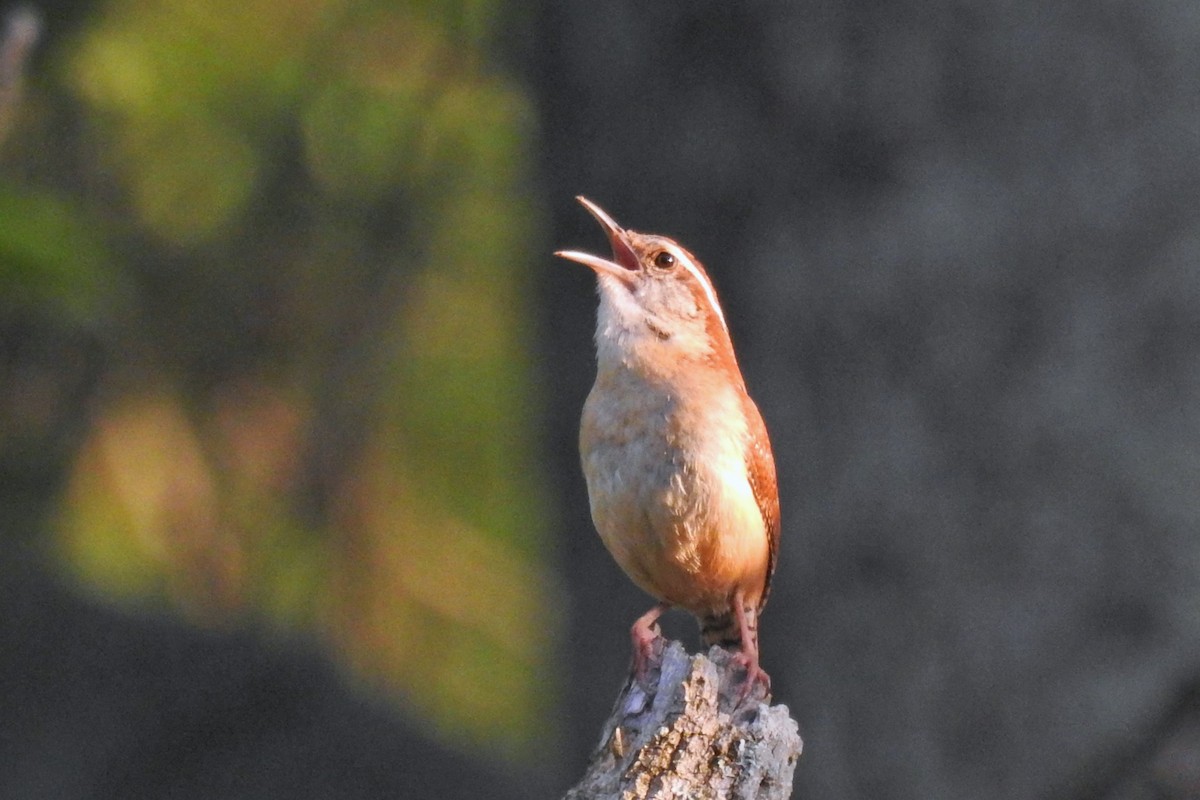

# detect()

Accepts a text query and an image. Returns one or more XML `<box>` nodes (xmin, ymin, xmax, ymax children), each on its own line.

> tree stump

<box><xmin>564</xmin><ymin>639</ymin><xmax>802</xmax><ymax>800</ymax></box>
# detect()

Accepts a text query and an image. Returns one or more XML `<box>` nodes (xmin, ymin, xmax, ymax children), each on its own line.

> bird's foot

<box><xmin>629</xmin><ymin>602</ymin><xmax>670</xmax><ymax>685</ymax></box>
<box><xmin>731</xmin><ymin>650</ymin><xmax>771</xmax><ymax>706</ymax></box>
<box><xmin>630</xmin><ymin>625</ymin><xmax>661</xmax><ymax>683</ymax></box>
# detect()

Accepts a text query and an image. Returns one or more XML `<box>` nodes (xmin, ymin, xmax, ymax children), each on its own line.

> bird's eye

<box><xmin>652</xmin><ymin>251</ymin><xmax>675</xmax><ymax>269</ymax></box>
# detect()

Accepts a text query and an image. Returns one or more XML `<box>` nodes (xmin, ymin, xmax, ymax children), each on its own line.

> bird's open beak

<box><xmin>555</xmin><ymin>196</ymin><xmax>640</xmax><ymax>281</ymax></box>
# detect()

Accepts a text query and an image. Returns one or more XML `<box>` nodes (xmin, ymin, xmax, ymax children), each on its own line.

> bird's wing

<box><xmin>742</xmin><ymin>394</ymin><xmax>780</xmax><ymax>613</ymax></box>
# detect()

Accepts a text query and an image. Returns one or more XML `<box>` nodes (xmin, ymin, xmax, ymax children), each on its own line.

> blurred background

<box><xmin>2</xmin><ymin>0</ymin><xmax>1200</xmax><ymax>798</ymax></box>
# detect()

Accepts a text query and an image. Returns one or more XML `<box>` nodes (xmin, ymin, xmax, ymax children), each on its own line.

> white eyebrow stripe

<box><xmin>664</xmin><ymin>242</ymin><xmax>728</xmax><ymax>334</ymax></box>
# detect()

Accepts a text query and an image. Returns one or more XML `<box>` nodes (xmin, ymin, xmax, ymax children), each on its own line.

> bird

<box><xmin>556</xmin><ymin>196</ymin><xmax>780</xmax><ymax>693</ymax></box>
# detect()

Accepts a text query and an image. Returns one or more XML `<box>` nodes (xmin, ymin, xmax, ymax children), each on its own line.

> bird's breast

<box><xmin>579</xmin><ymin>367</ymin><xmax>769</xmax><ymax>614</ymax></box>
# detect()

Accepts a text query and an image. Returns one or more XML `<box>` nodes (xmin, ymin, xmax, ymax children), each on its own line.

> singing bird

<box><xmin>556</xmin><ymin>197</ymin><xmax>780</xmax><ymax>691</ymax></box>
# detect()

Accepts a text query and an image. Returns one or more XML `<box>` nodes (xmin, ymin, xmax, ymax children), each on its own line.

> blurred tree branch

<box><xmin>0</xmin><ymin>6</ymin><xmax>39</xmax><ymax>146</ymax></box>
<box><xmin>564</xmin><ymin>640</ymin><xmax>801</xmax><ymax>800</ymax></box>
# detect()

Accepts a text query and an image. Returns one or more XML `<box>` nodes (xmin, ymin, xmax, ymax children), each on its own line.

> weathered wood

<box><xmin>564</xmin><ymin>639</ymin><xmax>801</xmax><ymax>800</ymax></box>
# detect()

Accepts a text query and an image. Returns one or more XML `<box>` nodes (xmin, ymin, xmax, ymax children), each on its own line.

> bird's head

<box><xmin>556</xmin><ymin>196</ymin><xmax>733</xmax><ymax>365</ymax></box>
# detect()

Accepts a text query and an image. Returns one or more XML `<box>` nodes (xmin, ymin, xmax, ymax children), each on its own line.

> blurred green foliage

<box><xmin>0</xmin><ymin>0</ymin><xmax>555</xmax><ymax>763</ymax></box>
<box><xmin>0</xmin><ymin>187</ymin><xmax>120</xmax><ymax>319</ymax></box>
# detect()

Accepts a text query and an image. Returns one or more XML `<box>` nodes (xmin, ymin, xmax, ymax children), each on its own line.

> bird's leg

<box><xmin>731</xmin><ymin>591</ymin><xmax>771</xmax><ymax>701</ymax></box>
<box><xmin>629</xmin><ymin>602</ymin><xmax>671</xmax><ymax>682</ymax></box>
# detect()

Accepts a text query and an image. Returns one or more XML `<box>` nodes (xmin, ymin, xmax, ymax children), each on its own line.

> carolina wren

<box><xmin>556</xmin><ymin>197</ymin><xmax>780</xmax><ymax>692</ymax></box>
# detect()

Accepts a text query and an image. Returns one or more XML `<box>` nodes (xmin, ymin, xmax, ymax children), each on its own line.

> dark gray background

<box><xmin>534</xmin><ymin>2</ymin><xmax>1200</xmax><ymax>798</ymax></box>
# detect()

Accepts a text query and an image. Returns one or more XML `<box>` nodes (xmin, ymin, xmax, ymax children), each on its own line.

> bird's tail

<box><xmin>700</xmin><ymin>603</ymin><xmax>757</xmax><ymax>651</ymax></box>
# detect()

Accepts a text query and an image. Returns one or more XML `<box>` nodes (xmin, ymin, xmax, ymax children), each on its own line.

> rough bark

<box><xmin>563</xmin><ymin>639</ymin><xmax>801</xmax><ymax>800</ymax></box>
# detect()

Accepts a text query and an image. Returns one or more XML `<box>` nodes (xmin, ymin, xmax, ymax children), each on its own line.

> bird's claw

<box><xmin>630</xmin><ymin>621</ymin><xmax>663</xmax><ymax>684</ymax></box>
<box><xmin>731</xmin><ymin>651</ymin><xmax>771</xmax><ymax>706</ymax></box>
<box><xmin>628</xmin><ymin>602</ymin><xmax>670</xmax><ymax>685</ymax></box>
